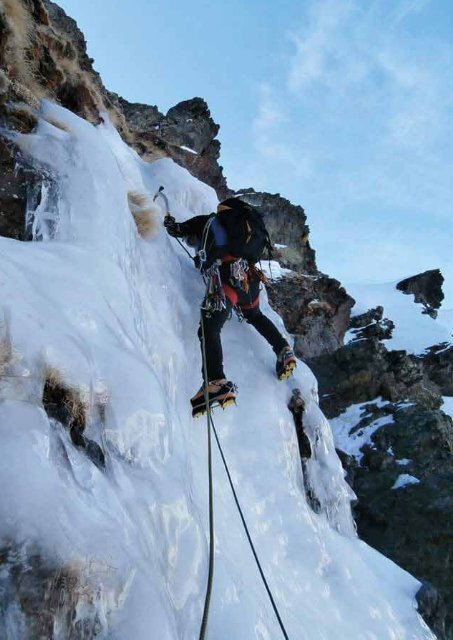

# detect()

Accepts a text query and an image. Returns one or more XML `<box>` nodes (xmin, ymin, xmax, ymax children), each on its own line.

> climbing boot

<box><xmin>276</xmin><ymin>346</ymin><xmax>297</xmax><ymax>380</ymax></box>
<box><xmin>190</xmin><ymin>379</ymin><xmax>237</xmax><ymax>418</ymax></box>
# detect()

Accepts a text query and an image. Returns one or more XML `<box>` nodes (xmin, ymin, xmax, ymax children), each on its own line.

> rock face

<box><xmin>338</xmin><ymin>402</ymin><xmax>453</xmax><ymax>639</ymax></box>
<box><xmin>237</xmin><ymin>189</ymin><xmax>316</xmax><ymax>273</ymax></box>
<box><xmin>421</xmin><ymin>343</ymin><xmax>453</xmax><ymax>396</ymax></box>
<box><xmin>397</xmin><ymin>269</ymin><xmax>444</xmax><ymax>318</ymax></box>
<box><xmin>268</xmin><ymin>273</ymin><xmax>355</xmax><ymax>359</ymax></box>
<box><xmin>118</xmin><ymin>95</ymin><xmax>229</xmax><ymax>197</ymax></box>
<box><xmin>312</xmin><ymin>271</ymin><xmax>453</xmax><ymax>637</ymax></box>
<box><xmin>234</xmin><ymin>190</ymin><xmax>355</xmax><ymax>360</ymax></box>
<box><xmin>308</xmin><ymin>338</ymin><xmax>441</xmax><ymax>418</ymax></box>
<box><xmin>0</xmin><ymin>139</ymin><xmax>27</xmax><ymax>240</ymax></box>
<box><xmin>0</xmin><ymin>0</ymin><xmax>126</xmax><ymax>126</ymax></box>
<box><xmin>348</xmin><ymin>305</ymin><xmax>395</xmax><ymax>341</ymax></box>
<box><xmin>0</xmin><ymin>540</ymin><xmax>116</xmax><ymax>639</ymax></box>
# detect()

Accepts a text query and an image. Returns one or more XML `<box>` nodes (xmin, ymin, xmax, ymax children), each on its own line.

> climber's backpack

<box><xmin>201</xmin><ymin>198</ymin><xmax>272</xmax><ymax>265</ymax></box>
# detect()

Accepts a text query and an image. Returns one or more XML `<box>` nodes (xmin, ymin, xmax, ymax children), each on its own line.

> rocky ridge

<box><xmin>307</xmin><ymin>274</ymin><xmax>453</xmax><ymax>639</ymax></box>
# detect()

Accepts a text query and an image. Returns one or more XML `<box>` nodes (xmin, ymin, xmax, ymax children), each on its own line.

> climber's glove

<box><xmin>164</xmin><ymin>215</ymin><xmax>183</xmax><ymax>238</ymax></box>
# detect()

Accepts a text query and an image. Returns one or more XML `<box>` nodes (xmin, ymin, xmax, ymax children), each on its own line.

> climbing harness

<box><xmin>198</xmin><ymin>312</ymin><xmax>291</xmax><ymax>640</ymax></box>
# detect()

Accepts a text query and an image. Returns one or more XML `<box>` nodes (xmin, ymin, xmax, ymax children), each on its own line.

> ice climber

<box><xmin>164</xmin><ymin>197</ymin><xmax>297</xmax><ymax>418</ymax></box>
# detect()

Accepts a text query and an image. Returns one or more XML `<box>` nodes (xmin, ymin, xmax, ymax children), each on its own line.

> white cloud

<box><xmin>251</xmin><ymin>83</ymin><xmax>314</xmax><ymax>178</ymax></box>
<box><xmin>246</xmin><ymin>0</ymin><xmax>453</xmax><ymax>303</ymax></box>
<box><xmin>391</xmin><ymin>0</ymin><xmax>430</xmax><ymax>24</ymax></box>
<box><xmin>253</xmin><ymin>83</ymin><xmax>286</xmax><ymax>132</ymax></box>
<box><xmin>287</xmin><ymin>0</ymin><xmax>362</xmax><ymax>93</ymax></box>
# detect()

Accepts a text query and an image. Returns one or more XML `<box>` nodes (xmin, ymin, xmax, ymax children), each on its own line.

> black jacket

<box><xmin>178</xmin><ymin>214</ymin><xmax>211</xmax><ymax>249</ymax></box>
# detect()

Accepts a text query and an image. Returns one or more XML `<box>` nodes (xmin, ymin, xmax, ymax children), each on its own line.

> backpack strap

<box><xmin>199</xmin><ymin>214</ymin><xmax>229</xmax><ymax>266</ymax></box>
<box><xmin>199</xmin><ymin>215</ymin><xmax>215</xmax><ymax>265</ymax></box>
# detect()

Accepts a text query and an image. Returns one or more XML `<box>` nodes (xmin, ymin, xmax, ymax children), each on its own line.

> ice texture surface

<box><xmin>0</xmin><ymin>101</ymin><xmax>434</xmax><ymax>639</ymax></box>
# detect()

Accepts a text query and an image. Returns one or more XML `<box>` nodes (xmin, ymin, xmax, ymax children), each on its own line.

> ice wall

<box><xmin>0</xmin><ymin>102</ymin><xmax>434</xmax><ymax>639</ymax></box>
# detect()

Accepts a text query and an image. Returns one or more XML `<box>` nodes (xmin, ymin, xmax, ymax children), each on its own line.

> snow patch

<box><xmin>392</xmin><ymin>475</ymin><xmax>421</xmax><ymax>490</ymax></box>
<box><xmin>329</xmin><ymin>399</ymin><xmax>394</xmax><ymax>463</ymax></box>
<box><xmin>261</xmin><ymin>260</ymin><xmax>294</xmax><ymax>281</ymax></box>
<box><xmin>179</xmin><ymin>145</ymin><xmax>198</xmax><ymax>155</ymax></box>
<box><xmin>346</xmin><ymin>281</ymin><xmax>452</xmax><ymax>354</ymax></box>
<box><xmin>441</xmin><ymin>396</ymin><xmax>453</xmax><ymax>418</ymax></box>
<box><xmin>396</xmin><ymin>459</ymin><xmax>412</xmax><ymax>466</ymax></box>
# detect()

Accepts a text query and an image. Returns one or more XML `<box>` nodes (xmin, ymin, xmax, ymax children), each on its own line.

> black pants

<box><xmin>197</xmin><ymin>279</ymin><xmax>288</xmax><ymax>382</ymax></box>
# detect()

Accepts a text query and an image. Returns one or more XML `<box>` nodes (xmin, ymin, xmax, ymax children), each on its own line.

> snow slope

<box><xmin>0</xmin><ymin>102</ymin><xmax>434</xmax><ymax>639</ymax></box>
<box><xmin>346</xmin><ymin>281</ymin><xmax>453</xmax><ymax>354</ymax></box>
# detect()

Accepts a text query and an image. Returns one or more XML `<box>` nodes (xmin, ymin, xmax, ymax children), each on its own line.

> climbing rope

<box><xmin>164</xmin><ymin>215</ymin><xmax>289</xmax><ymax>639</ymax></box>
<box><xmin>173</xmin><ymin>234</ymin><xmax>196</xmax><ymax>262</ymax></box>
<box><xmin>198</xmin><ymin>310</ymin><xmax>290</xmax><ymax>640</ymax></box>
<box><xmin>210</xmin><ymin>417</ymin><xmax>290</xmax><ymax>640</ymax></box>
<box><xmin>198</xmin><ymin>313</ymin><xmax>215</xmax><ymax>640</ymax></box>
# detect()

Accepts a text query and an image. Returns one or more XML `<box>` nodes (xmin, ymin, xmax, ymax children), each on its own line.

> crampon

<box><xmin>190</xmin><ymin>379</ymin><xmax>237</xmax><ymax>419</ymax></box>
<box><xmin>276</xmin><ymin>346</ymin><xmax>297</xmax><ymax>380</ymax></box>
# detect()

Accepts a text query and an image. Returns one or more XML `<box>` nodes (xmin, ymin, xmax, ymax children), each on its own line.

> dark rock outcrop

<box><xmin>417</xmin><ymin>582</ymin><xmax>448</xmax><ymax>640</ymax></box>
<box><xmin>0</xmin><ymin>541</ymin><xmax>112</xmax><ymax>638</ymax></box>
<box><xmin>238</xmin><ymin>189</ymin><xmax>316</xmax><ymax>273</ymax></box>
<box><xmin>0</xmin><ymin>0</ymin><xmax>125</xmax><ymax>127</ymax></box>
<box><xmin>349</xmin><ymin>306</ymin><xmax>384</xmax><ymax>329</ymax></box>
<box><xmin>231</xmin><ymin>190</ymin><xmax>356</xmax><ymax>360</ymax></box>
<box><xmin>397</xmin><ymin>269</ymin><xmax>444</xmax><ymax>318</ymax></box>
<box><xmin>338</xmin><ymin>402</ymin><xmax>453</xmax><ymax>637</ymax></box>
<box><xmin>0</xmin><ymin>139</ymin><xmax>27</xmax><ymax>240</ymax></box>
<box><xmin>1</xmin><ymin>0</ymin><xmax>229</xmax><ymax>198</ymax></box>
<box><xmin>308</xmin><ymin>338</ymin><xmax>441</xmax><ymax>419</ymax></box>
<box><xmin>348</xmin><ymin>305</ymin><xmax>395</xmax><ymax>341</ymax></box>
<box><xmin>268</xmin><ymin>273</ymin><xmax>355</xmax><ymax>359</ymax></box>
<box><xmin>421</xmin><ymin>343</ymin><xmax>453</xmax><ymax>396</ymax></box>
<box><xmin>117</xmin><ymin>95</ymin><xmax>229</xmax><ymax>197</ymax></box>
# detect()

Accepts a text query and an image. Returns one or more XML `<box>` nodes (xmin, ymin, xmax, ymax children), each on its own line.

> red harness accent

<box><xmin>222</xmin><ymin>283</ymin><xmax>259</xmax><ymax>309</ymax></box>
<box><xmin>222</xmin><ymin>284</ymin><xmax>239</xmax><ymax>306</ymax></box>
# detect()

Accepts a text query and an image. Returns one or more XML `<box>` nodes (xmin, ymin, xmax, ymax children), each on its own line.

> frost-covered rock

<box><xmin>348</xmin><ymin>305</ymin><xmax>395</xmax><ymax>341</ymax></box>
<box><xmin>333</xmin><ymin>399</ymin><xmax>453</xmax><ymax>639</ymax></box>
<box><xmin>268</xmin><ymin>273</ymin><xmax>354</xmax><ymax>359</ymax></box>
<box><xmin>307</xmin><ymin>338</ymin><xmax>440</xmax><ymax>419</ymax></box>
<box><xmin>422</xmin><ymin>342</ymin><xmax>453</xmax><ymax>396</ymax></box>
<box><xmin>237</xmin><ymin>188</ymin><xmax>316</xmax><ymax>273</ymax></box>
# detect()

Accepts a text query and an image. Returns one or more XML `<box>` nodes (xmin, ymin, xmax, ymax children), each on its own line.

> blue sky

<box><xmin>57</xmin><ymin>0</ymin><xmax>453</xmax><ymax>305</ymax></box>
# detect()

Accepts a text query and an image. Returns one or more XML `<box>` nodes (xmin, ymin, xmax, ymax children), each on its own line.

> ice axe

<box><xmin>154</xmin><ymin>186</ymin><xmax>195</xmax><ymax>263</ymax></box>
<box><xmin>153</xmin><ymin>185</ymin><xmax>170</xmax><ymax>218</ymax></box>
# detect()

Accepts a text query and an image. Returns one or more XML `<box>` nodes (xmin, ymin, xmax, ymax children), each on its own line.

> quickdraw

<box><xmin>229</xmin><ymin>258</ymin><xmax>250</xmax><ymax>293</ymax></box>
<box><xmin>201</xmin><ymin>261</ymin><xmax>226</xmax><ymax>314</ymax></box>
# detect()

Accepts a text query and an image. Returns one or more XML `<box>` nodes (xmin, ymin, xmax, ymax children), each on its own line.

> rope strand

<box><xmin>210</xmin><ymin>418</ymin><xmax>290</xmax><ymax>640</ymax></box>
<box><xmin>198</xmin><ymin>313</ymin><xmax>215</xmax><ymax>640</ymax></box>
<box><xmin>198</xmin><ymin>309</ymin><xmax>290</xmax><ymax>640</ymax></box>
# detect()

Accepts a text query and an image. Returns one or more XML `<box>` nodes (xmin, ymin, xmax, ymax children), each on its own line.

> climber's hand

<box><xmin>164</xmin><ymin>215</ymin><xmax>182</xmax><ymax>237</ymax></box>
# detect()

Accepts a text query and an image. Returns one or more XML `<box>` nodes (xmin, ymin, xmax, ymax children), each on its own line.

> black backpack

<box><xmin>214</xmin><ymin>198</ymin><xmax>272</xmax><ymax>264</ymax></box>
